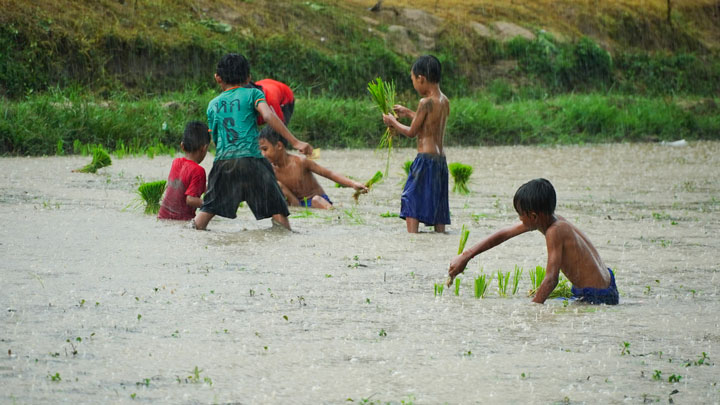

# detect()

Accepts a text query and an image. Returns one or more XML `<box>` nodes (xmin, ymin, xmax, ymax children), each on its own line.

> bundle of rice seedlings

<box><xmin>75</xmin><ymin>147</ymin><xmax>112</xmax><ymax>173</ymax></box>
<box><xmin>548</xmin><ymin>276</ymin><xmax>573</xmax><ymax>299</ymax></box>
<box><xmin>497</xmin><ymin>270</ymin><xmax>510</xmax><ymax>297</ymax></box>
<box><xmin>353</xmin><ymin>170</ymin><xmax>383</xmax><ymax>202</ymax></box>
<box><xmin>511</xmin><ymin>265</ymin><xmax>523</xmax><ymax>295</ymax></box>
<box><xmin>367</xmin><ymin>77</ymin><xmax>396</xmax><ymax>175</ymax></box>
<box><xmin>137</xmin><ymin>180</ymin><xmax>166</xmax><ymax>214</ymax></box>
<box><xmin>474</xmin><ymin>270</ymin><xmax>493</xmax><ymax>299</ymax></box>
<box><xmin>449</xmin><ymin>162</ymin><xmax>473</xmax><ymax>194</ymax></box>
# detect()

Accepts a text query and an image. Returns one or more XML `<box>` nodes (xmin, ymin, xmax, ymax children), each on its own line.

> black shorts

<box><xmin>201</xmin><ymin>157</ymin><xmax>290</xmax><ymax>220</ymax></box>
<box><xmin>281</xmin><ymin>101</ymin><xmax>294</xmax><ymax>125</ymax></box>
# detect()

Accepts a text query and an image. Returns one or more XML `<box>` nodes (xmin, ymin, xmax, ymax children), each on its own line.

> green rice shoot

<box><xmin>353</xmin><ymin>170</ymin><xmax>383</xmax><ymax>202</ymax></box>
<box><xmin>457</xmin><ymin>224</ymin><xmax>470</xmax><ymax>255</ymax></box>
<box><xmin>474</xmin><ymin>270</ymin><xmax>493</xmax><ymax>299</ymax></box>
<box><xmin>454</xmin><ymin>278</ymin><xmax>461</xmax><ymax>296</ymax></box>
<box><xmin>511</xmin><ymin>265</ymin><xmax>523</xmax><ymax>295</ymax></box>
<box><xmin>137</xmin><ymin>180</ymin><xmax>166</xmax><ymax>214</ymax></box>
<box><xmin>434</xmin><ymin>283</ymin><xmax>444</xmax><ymax>297</ymax></box>
<box><xmin>527</xmin><ymin>266</ymin><xmax>574</xmax><ymax>298</ymax></box>
<box><xmin>497</xmin><ymin>270</ymin><xmax>510</xmax><ymax>297</ymax></box>
<box><xmin>76</xmin><ymin>147</ymin><xmax>112</xmax><ymax>173</ymax></box>
<box><xmin>448</xmin><ymin>162</ymin><xmax>473</xmax><ymax>194</ymax></box>
<box><xmin>528</xmin><ymin>265</ymin><xmax>546</xmax><ymax>295</ymax></box>
<box><xmin>367</xmin><ymin>77</ymin><xmax>397</xmax><ymax>176</ymax></box>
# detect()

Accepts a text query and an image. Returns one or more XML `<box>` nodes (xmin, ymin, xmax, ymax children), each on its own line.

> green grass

<box><xmin>497</xmin><ymin>270</ymin><xmax>510</xmax><ymax>297</ymax></box>
<box><xmin>474</xmin><ymin>270</ymin><xmax>493</xmax><ymax>299</ymax></box>
<box><xmin>2</xmin><ymin>90</ymin><xmax>719</xmax><ymax>156</ymax></box>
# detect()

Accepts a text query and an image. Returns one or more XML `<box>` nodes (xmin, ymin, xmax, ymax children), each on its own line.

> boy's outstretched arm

<box><xmin>531</xmin><ymin>228</ymin><xmax>563</xmax><ymax>304</ymax></box>
<box><xmin>382</xmin><ymin>98</ymin><xmax>429</xmax><ymax>138</ymax></box>
<box><xmin>305</xmin><ymin>160</ymin><xmax>368</xmax><ymax>192</ymax></box>
<box><xmin>257</xmin><ymin>103</ymin><xmax>313</xmax><ymax>156</ymax></box>
<box><xmin>186</xmin><ymin>195</ymin><xmax>203</xmax><ymax>209</ymax></box>
<box><xmin>447</xmin><ymin>223</ymin><xmax>530</xmax><ymax>285</ymax></box>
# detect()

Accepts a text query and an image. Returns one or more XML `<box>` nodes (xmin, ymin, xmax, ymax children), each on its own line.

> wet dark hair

<box><xmin>412</xmin><ymin>55</ymin><xmax>442</xmax><ymax>83</ymax></box>
<box><xmin>244</xmin><ymin>81</ymin><xmax>263</xmax><ymax>91</ymax></box>
<box><xmin>216</xmin><ymin>53</ymin><xmax>250</xmax><ymax>85</ymax></box>
<box><xmin>182</xmin><ymin>121</ymin><xmax>210</xmax><ymax>152</ymax></box>
<box><xmin>513</xmin><ymin>178</ymin><xmax>556</xmax><ymax>216</ymax></box>
<box><xmin>258</xmin><ymin>126</ymin><xmax>288</xmax><ymax>148</ymax></box>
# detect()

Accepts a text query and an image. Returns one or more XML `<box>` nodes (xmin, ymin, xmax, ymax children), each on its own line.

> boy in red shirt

<box><xmin>157</xmin><ymin>121</ymin><xmax>210</xmax><ymax>221</ymax></box>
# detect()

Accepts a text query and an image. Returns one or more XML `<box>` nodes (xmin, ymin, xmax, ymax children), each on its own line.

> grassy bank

<box><xmin>2</xmin><ymin>90</ymin><xmax>718</xmax><ymax>156</ymax></box>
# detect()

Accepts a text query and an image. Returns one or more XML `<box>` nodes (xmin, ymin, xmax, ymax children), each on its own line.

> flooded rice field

<box><xmin>1</xmin><ymin>143</ymin><xmax>719</xmax><ymax>404</ymax></box>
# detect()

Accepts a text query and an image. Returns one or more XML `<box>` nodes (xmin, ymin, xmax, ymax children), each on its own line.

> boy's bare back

<box><xmin>413</xmin><ymin>92</ymin><xmax>449</xmax><ymax>155</ymax></box>
<box><xmin>544</xmin><ymin>216</ymin><xmax>610</xmax><ymax>290</ymax></box>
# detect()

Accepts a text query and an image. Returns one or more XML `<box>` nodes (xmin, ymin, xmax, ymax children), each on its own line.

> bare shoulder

<box><xmin>545</xmin><ymin>217</ymin><xmax>575</xmax><ymax>240</ymax></box>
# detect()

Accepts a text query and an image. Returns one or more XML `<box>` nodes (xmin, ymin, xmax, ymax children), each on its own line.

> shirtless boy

<box><xmin>447</xmin><ymin>178</ymin><xmax>619</xmax><ymax>304</ymax></box>
<box><xmin>258</xmin><ymin>127</ymin><xmax>368</xmax><ymax>209</ymax></box>
<box><xmin>382</xmin><ymin>55</ymin><xmax>450</xmax><ymax>233</ymax></box>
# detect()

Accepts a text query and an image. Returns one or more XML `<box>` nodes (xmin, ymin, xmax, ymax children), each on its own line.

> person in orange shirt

<box><xmin>248</xmin><ymin>78</ymin><xmax>295</xmax><ymax>125</ymax></box>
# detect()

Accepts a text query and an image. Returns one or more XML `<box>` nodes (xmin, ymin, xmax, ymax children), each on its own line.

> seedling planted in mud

<box><xmin>621</xmin><ymin>341</ymin><xmax>631</xmax><ymax>356</ymax></box>
<box><xmin>49</xmin><ymin>372</ymin><xmax>61</xmax><ymax>382</ymax></box>
<box><xmin>454</xmin><ymin>278</ymin><xmax>461</xmax><ymax>296</ymax></box>
<box><xmin>75</xmin><ymin>147</ymin><xmax>112</xmax><ymax>173</ymax></box>
<box><xmin>474</xmin><ymin>272</ymin><xmax>492</xmax><ymax>299</ymax></box>
<box><xmin>497</xmin><ymin>270</ymin><xmax>510</xmax><ymax>297</ymax></box>
<box><xmin>449</xmin><ymin>162</ymin><xmax>473</xmax><ymax>195</ymax></box>
<box><xmin>511</xmin><ymin>265</ymin><xmax>523</xmax><ymax>295</ymax></box>
<box><xmin>137</xmin><ymin>180</ymin><xmax>166</xmax><ymax>214</ymax></box>
<box><xmin>434</xmin><ymin>283</ymin><xmax>444</xmax><ymax>297</ymax></box>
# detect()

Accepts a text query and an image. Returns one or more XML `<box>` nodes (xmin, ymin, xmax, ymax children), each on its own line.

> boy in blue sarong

<box><xmin>447</xmin><ymin>179</ymin><xmax>619</xmax><ymax>305</ymax></box>
<box><xmin>382</xmin><ymin>55</ymin><xmax>450</xmax><ymax>233</ymax></box>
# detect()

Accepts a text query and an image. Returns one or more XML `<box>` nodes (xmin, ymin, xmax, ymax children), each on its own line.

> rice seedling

<box><xmin>457</xmin><ymin>224</ymin><xmax>470</xmax><ymax>254</ymax></box>
<box><xmin>527</xmin><ymin>266</ymin><xmax>573</xmax><ymax>298</ymax></box>
<box><xmin>367</xmin><ymin>77</ymin><xmax>397</xmax><ymax>175</ymax></box>
<box><xmin>434</xmin><ymin>283</ymin><xmax>444</xmax><ymax>297</ymax></box>
<box><xmin>528</xmin><ymin>265</ymin><xmax>546</xmax><ymax>295</ymax></box>
<box><xmin>511</xmin><ymin>265</ymin><xmax>523</xmax><ymax>295</ymax></box>
<box><xmin>449</xmin><ymin>162</ymin><xmax>473</xmax><ymax>194</ymax></box>
<box><xmin>474</xmin><ymin>271</ymin><xmax>493</xmax><ymax>299</ymax></box>
<box><xmin>137</xmin><ymin>180</ymin><xmax>166</xmax><ymax>214</ymax></box>
<box><xmin>497</xmin><ymin>270</ymin><xmax>510</xmax><ymax>297</ymax></box>
<box><xmin>75</xmin><ymin>146</ymin><xmax>112</xmax><ymax>173</ymax></box>
<box><xmin>454</xmin><ymin>277</ymin><xmax>461</xmax><ymax>296</ymax></box>
<box><xmin>353</xmin><ymin>170</ymin><xmax>383</xmax><ymax>202</ymax></box>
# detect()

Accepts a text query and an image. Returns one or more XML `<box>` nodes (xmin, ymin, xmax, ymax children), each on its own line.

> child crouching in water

<box><xmin>259</xmin><ymin>127</ymin><xmax>368</xmax><ymax>208</ymax></box>
<box><xmin>447</xmin><ymin>179</ymin><xmax>619</xmax><ymax>305</ymax></box>
<box><xmin>158</xmin><ymin>121</ymin><xmax>210</xmax><ymax>221</ymax></box>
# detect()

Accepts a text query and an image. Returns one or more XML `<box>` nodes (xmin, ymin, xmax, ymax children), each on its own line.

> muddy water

<box><xmin>1</xmin><ymin>143</ymin><xmax>719</xmax><ymax>404</ymax></box>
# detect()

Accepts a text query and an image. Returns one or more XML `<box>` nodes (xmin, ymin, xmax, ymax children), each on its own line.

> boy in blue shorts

<box><xmin>447</xmin><ymin>179</ymin><xmax>619</xmax><ymax>305</ymax></box>
<box><xmin>382</xmin><ymin>55</ymin><xmax>450</xmax><ymax>233</ymax></box>
<box><xmin>193</xmin><ymin>53</ymin><xmax>313</xmax><ymax>231</ymax></box>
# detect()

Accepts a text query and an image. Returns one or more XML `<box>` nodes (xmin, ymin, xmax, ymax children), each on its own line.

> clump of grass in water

<box><xmin>474</xmin><ymin>270</ymin><xmax>493</xmax><ymax>299</ymax></box>
<box><xmin>434</xmin><ymin>283</ymin><xmax>444</xmax><ymax>297</ymax></box>
<box><xmin>75</xmin><ymin>147</ymin><xmax>112</xmax><ymax>173</ymax></box>
<box><xmin>454</xmin><ymin>277</ymin><xmax>461</xmax><ymax>296</ymax></box>
<box><xmin>353</xmin><ymin>171</ymin><xmax>383</xmax><ymax>202</ymax></box>
<box><xmin>448</xmin><ymin>162</ymin><xmax>473</xmax><ymax>194</ymax></box>
<box><xmin>367</xmin><ymin>77</ymin><xmax>396</xmax><ymax>176</ymax></box>
<box><xmin>527</xmin><ymin>265</ymin><xmax>573</xmax><ymax>298</ymax></box>
<box><xmin>511</xmin><ymin>265</ymin><xmax>523</xmax><ymax>295</ymax></box>
<box><xmin>497</xmin><ymin>270</ymin><xmax>510</xmax><ymax>297</ymax></box>
<box><xmin>137</xmin><ymin>180</ymin><xmax>166</xmax><ymax>214</ymax></box>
